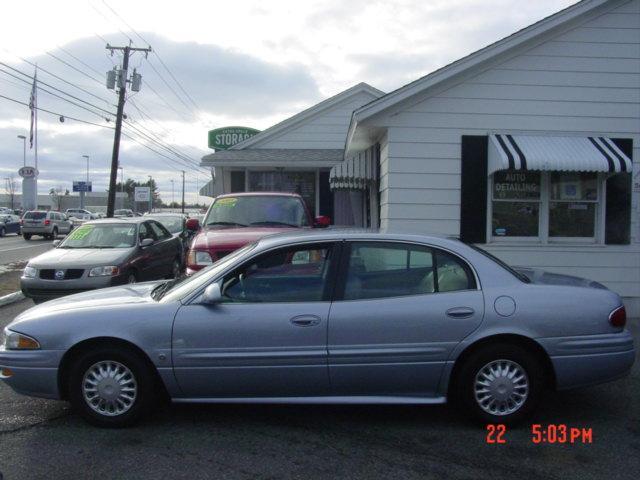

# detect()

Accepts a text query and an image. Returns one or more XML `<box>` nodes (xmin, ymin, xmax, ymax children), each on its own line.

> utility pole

<box><xmin>181</xmin><ymin>170</ymin><xmax>185</xmax><ymax>213</ymax></box>
<box><xmin>105</xmin><ymin>43</ymin><xmax>151</xmax><ymax>217</ymax></box>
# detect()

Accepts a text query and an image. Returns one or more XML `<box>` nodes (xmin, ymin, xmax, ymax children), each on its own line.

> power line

<box><xmin>3</xmin><ymin>50</ymin><xmax>116</xmax><ymax>107</ymax></box>
<box><xmin>0</xmin><ymin>93</ymin><xmax>115</xmax><ymax>129</ymax></box>
<box><xmin>45</xmin><ymin>51</ymin><xmax>104</xmax><ymax>85</ymax></box>
<box><xmin>0</xmin><ymin>67</ymin><xmax>114</xmax><ymax>120</ymax></box>
<box><xmin>57</xmin><ymin>45</ymin><xmax>105</xmax><ymax>78</ymax></box>
<box><xmin>0</xmin><ymin>62</ymin><xmax>115</xmax><ymax>117</ymax></box>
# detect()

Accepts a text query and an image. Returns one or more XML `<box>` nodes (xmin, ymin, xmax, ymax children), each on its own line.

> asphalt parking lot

<box><xmin>0</xmin><ymin>235</ymin><xmax>54</xmax><ymax>266</ymax></box>
<box><xmin>0</xmin><ymin>298</ymin><xmax>638</xmax><ymax>480</ymax></box>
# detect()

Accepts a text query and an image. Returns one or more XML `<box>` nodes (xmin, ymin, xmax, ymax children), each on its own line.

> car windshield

<box><xmin>157</xmin><ymin>242</ymin><xmax>258</xmax><ymax>302</ymax></box>
<box><xmin>203</xmin><ymin>196</ymin><xmax>309</xmax><ymax>228</ymax></box>
<box><xmin>58</xmin><ymin>223</ymin><xmax>137</xmax><ymax>248</ymax></box>
<box><xmin>24</xmin><ymin>211</ymin><xmax>46</xmax><ymax>220</ymax></box>
<box><xmin>464</xmin><ymin>242</ymin><xmax>531</xmax><ymax>283</ymax></box>
<box><xmin>147</xmin><ymin>216</ymin><xmax>183</xmax><ymax>233</ymax></box>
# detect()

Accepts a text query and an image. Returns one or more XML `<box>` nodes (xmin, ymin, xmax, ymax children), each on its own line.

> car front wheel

<box><xmin>68</xmin><ymin>347</ymin><xmax>155</xmax><ymax>427</ymax></box>
<box><xmin>455</xmin><ymin>344</ymin><xmax>544</xmax><ymax>425</ymax></box>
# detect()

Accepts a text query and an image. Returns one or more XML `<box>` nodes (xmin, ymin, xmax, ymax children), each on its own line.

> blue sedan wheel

<box><xmin>455</xmin><ymin>344</ymin><xmax>544</xmax><ymax>425</ymax></box>
<box><xmin>69</xmin><ymin>347</ymin><xmax>155</xmax><ymax>427</ymax></box>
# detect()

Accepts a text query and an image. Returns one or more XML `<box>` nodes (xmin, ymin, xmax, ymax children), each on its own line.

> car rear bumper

<box><xmin>21</xmin><ymin>227</ymin><xmax>52</xmax><ymax>235</ymax></box>
<box><xmin>0</xmin><ymin>348</ymin><xmax>63</xmax><ymax>399</ymax></box>
<box><xmin>538</xmin><ymin>331</ymin><xmax>636</xmax><ymax>389</ymax></box>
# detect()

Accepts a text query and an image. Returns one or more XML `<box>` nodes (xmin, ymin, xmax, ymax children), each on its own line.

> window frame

<box><xmin>487</xmin><ymin>171</ymin><xmax>606</xmax><ymax>244</ymax></box>
<box><xmin>333</xmin><ymin>240</ymin><xmax>480</xmax><ymax>302</ymax></box>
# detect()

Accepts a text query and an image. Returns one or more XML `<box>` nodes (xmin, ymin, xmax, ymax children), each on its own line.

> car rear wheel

<box><xmin>51</xmin><ymin>227</ymin><xmax>58</xmax><ymax>239</ymax></box>
<box><xmin>454</xmin><ymin>344</ymin><xmax>544</xmax><ymax>425</ymax></box>
<box><xmin>68</xmin><ymin>347</ymin><xmax>155</xmax><ymax>427</ymax></box>
<box><xmin>23</xmin><ymin>233</ymin><xmax>31</xmax><ymax>240</ymax></box>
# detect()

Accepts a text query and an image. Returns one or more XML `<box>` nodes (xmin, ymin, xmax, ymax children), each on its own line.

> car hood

<box><xmin>28</xmin><ymin>247</ymin><xmax>132</xmax><ymax>268</ymax></box>
<box><xmin>14</xmin><ymin>281</ymin><xmax>164</xmax><ymax>320</ymax></box>
<box><xmin>514</xmin><ymin>267</ymin><xmax>608</xmax><ymax>289</ymax></box>
<box><xmin>191</xmin><ymin>226</ymin><xmax>299</xmax><ymax>250</ymax></box>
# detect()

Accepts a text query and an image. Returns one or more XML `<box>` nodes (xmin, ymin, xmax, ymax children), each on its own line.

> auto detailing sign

<box><xmin>208</xmin><ymin>126</ymin><xmax>260</xmax><ymax>150</ymax></box>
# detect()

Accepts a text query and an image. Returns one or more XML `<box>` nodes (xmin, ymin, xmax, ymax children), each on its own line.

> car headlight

<box><xmin>2</xmin><ymin>328</ymin><xmax>40</xmax><ymax>350</ymax></box>
<box><xmin>188</xmin><ymin>250</ymin><xmax>213</xmax><ymax>266</ymax></box>
<box><xmin>88</xmin><ymin>266</ymin><xmax>120</xmax><ymax>277</ymax></box>
<box><xmin>23</xmin><ymin>265</ymin><xmax>37</xmax><ymax>278</ymax></box>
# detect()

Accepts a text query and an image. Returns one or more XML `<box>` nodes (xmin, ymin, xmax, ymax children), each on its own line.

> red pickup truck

<box><xmin>185</xmin><ymin>192</ymin><xmax>330</xmax><ymax>274</ymax></box>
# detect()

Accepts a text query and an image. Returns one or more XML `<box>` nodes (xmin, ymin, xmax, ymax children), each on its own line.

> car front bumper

<box><xmin>21</xmin><ymin>274</ymin><xmax>128</xmax><ymax>300</ymax></box>
<box><xmin>538</xmin><ymin>331</ymin><xmax>636</xmax><ymax>390</ymax></box>
<box><xmin>0</xmin><ymin>348</ymin><xmax>63</xmax><ymax>399</ymax></box>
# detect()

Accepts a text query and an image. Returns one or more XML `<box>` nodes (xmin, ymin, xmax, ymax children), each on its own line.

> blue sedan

<box><xmin>0</xmin><ymin>214</ymin><xmax>21</xmax><ymax>236</ymax></box>
<box><xmin>0</xmin><ymin>231</ymin><xmax>634</xmax><ymax>427</ymax></box>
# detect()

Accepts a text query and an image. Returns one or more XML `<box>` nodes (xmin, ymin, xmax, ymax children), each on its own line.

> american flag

<box><xmin>28</xmin><ymin>68</ymin><xmax>37</xmax><ymax>149</ymax></box>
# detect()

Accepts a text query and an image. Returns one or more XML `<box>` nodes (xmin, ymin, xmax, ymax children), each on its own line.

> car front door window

<box><xmin>222</xmin><ymin>244</ymin><xmax>333</xmax><ymax>303</ymax></box>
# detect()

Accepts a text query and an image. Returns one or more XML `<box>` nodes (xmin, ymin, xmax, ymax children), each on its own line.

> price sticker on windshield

<box><xmin>215</xmin><ymin>197</ymin><xmax>238</xmax><ymax>207</ymax></box>
<box><xmin>68</xmin><ymin>225</ymin><xmax>94</xmax><ymax>240</ymax></box>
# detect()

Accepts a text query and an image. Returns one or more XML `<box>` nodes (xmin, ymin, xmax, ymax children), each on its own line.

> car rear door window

<box><xmin>342</xmin><ymin>242</ymin><xmax>475</xmax><ymax>300</ymax></box>
<box><xmin>149</xmin><ymin>220</ymin><xmax>171</xmax><ymax>240</ymax></box>
<box><xmin>222</xmin><ymin>243</ymin><xmax>334</xmax><ymax>303</ymax></box>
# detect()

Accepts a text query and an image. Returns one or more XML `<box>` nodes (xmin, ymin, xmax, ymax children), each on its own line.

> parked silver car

<box><xmin>0</xmin><ymin>231</ymin><xmax>634</xmax><ymax>427</ymax></box>
<box><xmin>21</xmin><ymin>210</ymin><xmax>73</xmax><ymax>240</ymax></box>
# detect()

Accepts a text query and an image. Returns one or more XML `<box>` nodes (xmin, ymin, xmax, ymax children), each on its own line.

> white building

<box><xmin>343</xmin><ymin>0</ymin><xmax>640</xmax><ymax>313</ymax></box>
<box><xmin>201</xmin><ymin>0</ymin><xmax>639</xmax><ymax>314</ymax></box>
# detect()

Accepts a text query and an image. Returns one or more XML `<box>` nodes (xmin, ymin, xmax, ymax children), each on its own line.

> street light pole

<box><xmin>147</xmin><ymin>175</ymin><xmax>152</xmax><ymax>213</ymax></box>
<box><xmin>17</xmin><ymin>135</ymin><xmax>26</xmax><ymax>167</ymax></box>
<box><xmin>81</xmin><ymin>155</ymin><xmax>89</xmax><ymax>210</ymax></box>
<box><xmin>170</xmin><ymin>180</ymin><xmax>175</xmax><ymax>209</ymax></box>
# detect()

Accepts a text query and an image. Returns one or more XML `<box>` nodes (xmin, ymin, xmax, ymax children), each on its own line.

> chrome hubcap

<box><xmin>474</xmin><ymin>359</ymin><xmax>529</xmax><ymax>416</ymax></box>
<box><xmin>82</xmin><ymin>360</ymin><xmax>137</xmax><ymax>417</ymax></box>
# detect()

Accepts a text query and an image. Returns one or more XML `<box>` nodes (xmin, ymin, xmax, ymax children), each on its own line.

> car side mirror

<box><xmin>314</xmin><ymin>215</ymin><xmax>331</xmax><ymax>228</ymax></box>
<box><xmin>52</xmin><ymin>239</ymin><xmax>61</xmax><ymax>247</ymax></box>
<box><xmin>186</xmin><ymin>218</ymin><xmax>200</xmax><ymax>231</ymax></box>
<box><xmin>140</xmin><ymin>238</ymin><xmax>154</xmax><ymax>248</ymax></box>
<box><xmin>202</xmin><ymin>282</ymin><xmax>222</xmax><ymax>304</ymax></box>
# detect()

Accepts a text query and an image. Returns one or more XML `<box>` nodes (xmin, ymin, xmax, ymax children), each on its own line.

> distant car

<box><xmin>20</xmin><ymin>218</ymin><xmax>183</xmax><ymax>304</ymax></box>
<box><xmin>145</xmin><ymin>213</ymin><xmax>190</xmax><ymax>263</ymax></box>
<box><xmin>0</xmin><ymin>214</ymin><xmax>21</xmax><ymax>236</ymax></box>
<box><xmin>66</xmin><ymin>212</ymin><xmax>93</xmax><ymax>226</ymax></box>
<box><xmin>65</xmin><ymin>208</ymin><xmax>97</xmax><ymax>220</ymax></box>
<box><xmin>114</xmin><ymin>209</ymin><xmax>134</xmax><ymax>217</ymax></box>
<box><xmin>0</xmin><ymin>207</ymin><xmax>14</xmax><ymax>215</ymax></box>
<box><xmin>21</xmin><ymin>211</ymin><xmax>73</xmax><ymax>240</ymax></box>
<box><xmin>0</xmin><ymin>231</ymin><xmax>634</xmax><ymax>427</ymax></box>
<box><xmin>184</xmin><ymin>192</ymin><xmax>330</xmax><ymax>274</ymax></box>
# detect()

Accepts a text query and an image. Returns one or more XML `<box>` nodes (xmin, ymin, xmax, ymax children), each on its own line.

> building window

<box><xmin>489</xmin><ymin>170</ymin><xmax>602</xmax><ymax>243</ymax></box>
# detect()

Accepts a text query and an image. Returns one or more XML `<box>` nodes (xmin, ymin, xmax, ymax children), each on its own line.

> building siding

<box><xmin>377</xmin><ymin>0</ymin><xmax>640</xmax><ymax>309</ymax></box>
<box><xmin>255</xmin><ymin>92</ymin><xmax>380</xmax><ymax>149</ymax></box>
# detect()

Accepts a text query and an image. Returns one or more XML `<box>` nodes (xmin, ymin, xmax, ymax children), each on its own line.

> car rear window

<box><xmin>24</xmin><ymin>211</ymin><xmax>46</xmax><ymax>219</ymax></box>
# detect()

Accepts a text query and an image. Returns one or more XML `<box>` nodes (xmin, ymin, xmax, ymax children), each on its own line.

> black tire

<box><xmin>126</xmin><ymin>271</ymin><xmax>138</xmax><ymax>284</ymax></box>
<box><xmin>68</xmin><ymin>347</ymin><xmax>155</xmax><ymax>428</ymax></box>
<box><xmin>0</xmin><ymin>227</ymin><xmax>5</xmax><ymax>237</ymax></box>
<box><xmin>52</xmin><ymin>227</ymin><xmax>58</xmax><ymax>239</ymax></box>
<box><xmin>23</xmin><ymin>233</ymin><xmax>31</xmax><ymax>240</ymax></box>
<box><xmin>454</xmin><ymin>343</ymin><xmax>545</xmax><ymax>426</ymax></box>
<box><xmin>32</xmin><ymin>297</ymin><xmax>46</xmax><ymax>305</ymax></box>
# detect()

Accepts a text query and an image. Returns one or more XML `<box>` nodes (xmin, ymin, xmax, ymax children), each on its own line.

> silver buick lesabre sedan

<box><xmin>0</xmin><ymin>231</ymin><xmax>634</xmax><ymax>427</ymax></box>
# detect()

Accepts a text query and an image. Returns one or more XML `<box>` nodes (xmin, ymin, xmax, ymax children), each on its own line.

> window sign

<box><xmin>493</xmin><ymin>171</ymin><xmax>540</xmax><ymax>200</ymax></box>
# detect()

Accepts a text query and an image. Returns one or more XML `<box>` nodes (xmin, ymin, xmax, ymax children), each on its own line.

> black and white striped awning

<box><xmin>488</xmin><ymin>134</ymin><xmax>632</xmax><ymax>175</ymax></box>
<box><xmin>330</xmin><ymin>148</ymin><xmax>377</xmax><ymax>191</ymax></box>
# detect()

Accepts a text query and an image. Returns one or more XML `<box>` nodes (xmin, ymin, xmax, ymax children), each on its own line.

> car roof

<box><xmin>254</xmin><ymin>228</ymin><xmax>463</xmax><ymax>251</ymax></box>
<box><xmin>216</xmin><ymin>192</ymin><xmax>302</xmax><ymax>199</ymax></box>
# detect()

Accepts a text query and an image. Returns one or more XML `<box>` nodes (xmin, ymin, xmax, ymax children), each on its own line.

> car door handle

<box><xmin>446</xmin><ymin>307</ymin><xmax>475</xmax><ymax>319</ymax></box>
<box><xmin>290</xmin><ymin>315</ymin><xmax>321</xmax><ymax>327</ymax></box>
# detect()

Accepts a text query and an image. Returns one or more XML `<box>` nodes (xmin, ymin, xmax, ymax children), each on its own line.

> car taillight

<box><xmin>44</xmin><ymin>219</ymin><xmax>50</xmax><ymax>225</ymax></box>
<box><xmin>609</xmin><ymin>306</ymin><xmax>626</xmax><ymax>328</ymax></box>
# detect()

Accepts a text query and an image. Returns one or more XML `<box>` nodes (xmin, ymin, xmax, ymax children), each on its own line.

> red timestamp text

<box><xmin>531</xmin><ymin>424</ymin><xmax>593</xmax><ymax>444</ymax></box>
<box><xmin>485</xmin><ymin>424</ymin><xmax>594</xmax><ymax>444</ymax></box>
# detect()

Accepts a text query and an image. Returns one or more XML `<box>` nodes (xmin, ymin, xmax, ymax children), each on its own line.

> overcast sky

<box><xmin>0</xmin><ymin>0</ymin><xmax>575</xmax><ymax>205</ymax></box>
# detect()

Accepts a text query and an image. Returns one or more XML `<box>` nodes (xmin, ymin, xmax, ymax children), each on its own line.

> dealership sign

<box><xmin>18</xmin><ymin>166</ymin><xmax>38</xmax><ymax>178</ymax></box>
<box><xmin>208</xmin><ymin>126</ymin><xmax>260</xmax><ymax>150</ymax></box>
<box><xmin>72</xmin><ymin>181</ymin><xmax>92</xmax><ymax>192</ymax></box>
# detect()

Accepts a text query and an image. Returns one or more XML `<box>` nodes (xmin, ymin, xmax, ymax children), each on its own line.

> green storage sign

<box><xmin>208</xmin><ymin>126</ymin><xmax>260</xmax><ymax>150</ymax></box>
